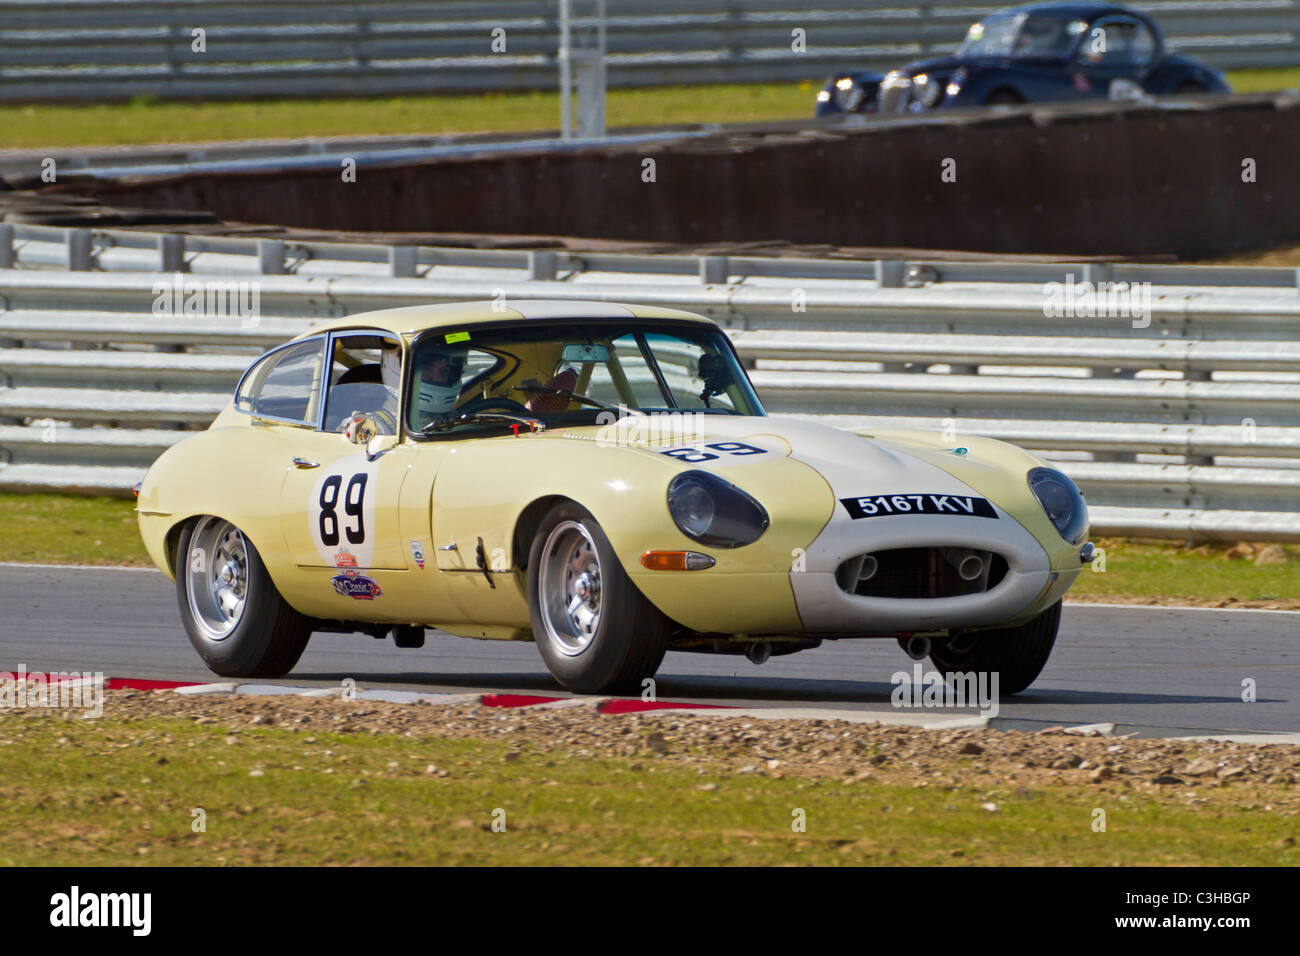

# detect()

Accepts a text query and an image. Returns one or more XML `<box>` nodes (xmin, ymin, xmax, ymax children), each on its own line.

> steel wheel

<box><xmin>185</xmin><ymin>516</ymin><xmax>250</xmax><ymax>642</ymax></box>
<box><xmin>526</xmin><ymin>502</ymin><xmax>671</xmax><ymax>693</ymax></box>
<box><xmin>537</xmin><ymin>519</ymin><xmax>603</xmax><ymax>657</ymax></box>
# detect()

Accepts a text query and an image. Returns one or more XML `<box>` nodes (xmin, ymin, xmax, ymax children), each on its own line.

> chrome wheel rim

<box><xmin>538</xmin><ymin>520</ymin><xmax>602</xmax><ymax>657</ymax></box>
<box><xmin>185</xmin><ymin>517</ymin><xmax>250</xmax><ymax>642</ymax></box>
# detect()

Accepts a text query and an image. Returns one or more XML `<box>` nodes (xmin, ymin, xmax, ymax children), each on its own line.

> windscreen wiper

<box><xmin>420</xmin><ymin>412</ymin><xmax>543</xmax><ymax>435</ymax></box>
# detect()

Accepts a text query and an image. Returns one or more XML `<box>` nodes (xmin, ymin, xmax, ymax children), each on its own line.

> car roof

<box><xmin>1008</xmin><ymin>1</ymin><xmax>1138</xmax><ymax>19</ymax></box>
<box><xmin>294</xmin><ymin>299</ymin><xmax>718</xmax><ymax>341</ymax></box>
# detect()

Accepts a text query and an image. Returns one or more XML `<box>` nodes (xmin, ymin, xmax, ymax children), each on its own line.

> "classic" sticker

<box><xmin>840</xmin><ymin>494</ymin><xmax>997</xmax><ymax>520</ymax></box>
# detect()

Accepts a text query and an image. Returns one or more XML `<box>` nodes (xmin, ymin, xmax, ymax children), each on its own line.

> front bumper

<box><xmin>789</xmin><ymin>504</ymin><xmax>1067</xmax><ymax>633</ymax></box>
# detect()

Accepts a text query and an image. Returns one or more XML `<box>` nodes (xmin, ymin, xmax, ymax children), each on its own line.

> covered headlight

<box><xmin>667</xmin><ymin>471</ymin><xmax>769</xmax><ymax>548</ymax></box>
<box><xmin>913</xmin><ymin>73</ymin><xmax>942</xmax><ymax>108</ymax></box>
<box><xmin>946</xmin><ymin>67</ymin><xmax>967</xmax><ymax>98</ymax></box>
<box><xmin>832</xmin><ymin>76</ymin><xmax>864</xmax><ymax>111</ymax></box>
<box><xmin>1027</xmin><ymin>467</ymin><xmax>1088</xmax><ymax>545</ymax></box>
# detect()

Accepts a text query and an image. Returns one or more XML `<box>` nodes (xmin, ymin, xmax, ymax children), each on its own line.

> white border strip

<box><xmin>1066</xmin><ymin>600</ymin><xmax>1300</xmax><ymax>615</ymax></box>
<box><xmin>0</xmin><ymin>562</ymin><xmax>161</xmax><ymax>572</ymax></box>
<box><xmin>0</xmin><ymin>564</ymin><xmax>161</xmax><ymax>572</ymax></box>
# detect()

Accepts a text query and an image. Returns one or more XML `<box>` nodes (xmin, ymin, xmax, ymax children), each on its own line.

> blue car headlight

<box><xmin>832</xmin><ymin>76</ymin><xmax>864</xmax><ymax>112</ymax></box>
<box><xmin>913</xmin><ymin>73</ymin><xmax>943</xmax><ymax>108</ymax></box>
<box><xmin>667</xmin><ymin>471</ymin><xmax>769</xmax><ymax>548</ymax></box>
<box><xmin>1027</xmin><ymin>467</ymin><xmax>1088</xmax><ymax>545</ymax></box>
<box><xmin>946</xmin><ymin>67</ymin><xmax>967</xmax><ymax>98</ymax></box>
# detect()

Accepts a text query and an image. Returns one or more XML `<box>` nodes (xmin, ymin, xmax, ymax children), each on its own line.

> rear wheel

<box><xmin>176</xmin><ymin>516</ymin><xmax>312</xmax><ymax>678</ymax></box>
<box><xmin>1174</xmin><ymin>80</ymin><xmax>1207</xmax><ymax>94</ymax></box>
<box><xmin>928</xmin><ymin>600</ymin><xmax>1062</xmax><ymax>695</ymax></box>
<box><xmin>527</xmin><ymin>501</ymin><xmax>671</xmax><ymax>694</ymax></box>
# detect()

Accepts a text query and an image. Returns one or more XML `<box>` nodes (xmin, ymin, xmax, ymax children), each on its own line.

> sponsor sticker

<box><xmin>331</xmin><ymin>571</ymin><xmax>383</xmax><ymax>600</ymax></box>
<box><xmin>334</xmin><ymin>548</ymin><xmax>358</xmax><ymax>568</ymax></box>
<box><xmin>840</xmin><ymin>493</ymin><xmax>997</xmax><ymax>520</ymax></box>
<box><xmin>409</xmin><ymin>539</ymin><xmax>426</xmax><ymax>569</ymax></box>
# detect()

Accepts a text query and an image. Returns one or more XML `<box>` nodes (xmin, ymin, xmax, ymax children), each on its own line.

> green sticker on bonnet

<box><xmin>445</xmin><ymin>331</ymin><xmax>470</xmax><ymax>343</ymax></box>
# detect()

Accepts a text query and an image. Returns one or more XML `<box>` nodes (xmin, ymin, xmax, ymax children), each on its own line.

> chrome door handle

<box><xmin>292</xmin><ymin>457</ymin><xmax>319</xmax><ymax>469</ymax></box>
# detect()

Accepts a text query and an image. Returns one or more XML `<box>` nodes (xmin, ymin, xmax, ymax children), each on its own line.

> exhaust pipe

<box><xmin>944</xmin><ymin>548</ymin><xmax>987</xmax><ymax>582</ymax></box>
<box><xmin>899</xmin><ymin>634</ymin><xmax>931</xmax><ymax>661</ymax></box>
<box><xmin>746</xmin><ymin>641</ymin><xmax>772</xmax><ymax>665</ymax></box>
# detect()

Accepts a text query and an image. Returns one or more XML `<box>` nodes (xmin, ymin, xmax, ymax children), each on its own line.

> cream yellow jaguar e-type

<box><xmin>136</xmin><ymin>300</ymin><xmax>1091</xmax><ymax>694</ymax></box>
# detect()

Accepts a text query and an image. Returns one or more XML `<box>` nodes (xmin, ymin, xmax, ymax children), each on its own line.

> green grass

<box><xmin>1219</xmin><ymin>68</ymin><xmax>1300</xmax><ymax>94</ymax></box>
<box><xmin>0</xmin><ymin>493</ymin><xmax>148</xmax><ymax>565</ymax></box>
<box><xmin>0</xmin><ymin>83</ymin><xmax>816</xmax><ymax>150</ymax></box>
<box><xmin>1069</xmin><ymin>539</ymin><xmax>1300</xmax><ymax>606</ymax></box>
<box><xmin>0</xmin><ymin>713</ymin><xmax>1292</xmax><ymax>865</ymax></box>
<box><xmin>0</xmin><ymin>68</ymin><xmax>1292</xmax><ymax>150</ymax></box>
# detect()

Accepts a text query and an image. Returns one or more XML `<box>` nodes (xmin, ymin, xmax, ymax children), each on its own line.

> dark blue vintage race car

<box><xmin>816</xmin><ymin>1</ymin><xmax>1229</xmax><ymax>116</ymax></box>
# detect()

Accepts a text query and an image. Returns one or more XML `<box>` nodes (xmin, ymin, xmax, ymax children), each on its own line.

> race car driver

<box><xmin>410</xmin><ymin>342</ymin><xmax>468</xmax><ymax>429</ymax></box>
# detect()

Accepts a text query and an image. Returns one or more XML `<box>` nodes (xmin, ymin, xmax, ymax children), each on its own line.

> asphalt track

<box><xmin>2</xmin><ymin>564</ymin><xmax>1297</xmax><ymax>737</ymax></box>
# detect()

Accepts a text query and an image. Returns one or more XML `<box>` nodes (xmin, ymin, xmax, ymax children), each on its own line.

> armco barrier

<box><xmin>1</xmin><ymin>260</ymin><xmax>1299</xmax><ymax>541</ymax></box>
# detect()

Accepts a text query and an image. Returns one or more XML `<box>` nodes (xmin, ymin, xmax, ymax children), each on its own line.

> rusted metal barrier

<box><xmin>50</xmin><ymin>95</ymin><xmax>1300</xmax><ymax>258</ymax></box>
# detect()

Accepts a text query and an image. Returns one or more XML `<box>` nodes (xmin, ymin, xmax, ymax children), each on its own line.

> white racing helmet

<box><xmin>380</xmin><ymin>345</ymin><xmax>402</xmax><ymax>394</ymax></box>
<box><xmin>416</xmin><ymin>345</ymin><xmax>467</xmax><ymax>417</ymax></box>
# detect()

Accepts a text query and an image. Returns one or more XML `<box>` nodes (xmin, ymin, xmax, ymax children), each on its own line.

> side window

<box><xmin>1129</xmin><ymin>21</ymin><xmax>1156</xmax><ymax>65</ymax></box>
<box><xmin>1084</xmin><ymin>19</ymin><xmax>1152</xmax><ymax>66</ymax></box>
<box><xmin>643</xmin><ymin>333</ymin><xmax>738</xmax><ymax>411</ymax></box>
<box><xmin>235</xmin><ymin>338</ymin><xmax>326</xmax><ymax>425</ymax></box>
<box><xmin>322</xmin><ymin>333</ymin><xmax>401</xmax><ymax>435</ymax></box>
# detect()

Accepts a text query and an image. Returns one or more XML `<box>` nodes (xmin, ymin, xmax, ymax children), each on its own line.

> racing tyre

<box><xmin>527</xmin><ymin>501</ymin><xmax>671</xmax><ymax>694</ymax></box>
<box><xmin>928</xmin><ymin>600</ymin><xmax>1062</xmax><ymax>695</ymax></box>
<box><xmin>176</xmin><ymin>516</ymin><xmax>312</xmax><ymax>678</ymax></box>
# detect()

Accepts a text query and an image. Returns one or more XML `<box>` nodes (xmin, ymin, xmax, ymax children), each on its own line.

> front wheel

<box><xmin>928</xmin><ymin>600</ymin><xmax>1062</xmax><ymax>695</ymax></box>
<box><xmin>527</xmin><ymin>502</ymin><xmax>671</xmax><ymax>694</ymax></box>
<box><xmin>176</xmin><ymin>516</ymin><xmax>312</xmax><ymax>678</ymax></box>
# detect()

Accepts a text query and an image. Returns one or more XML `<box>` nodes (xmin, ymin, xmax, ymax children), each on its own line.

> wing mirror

<box><xmin>364</xmin><ymin>434</ymin><xmax>398</xmax><ymax>462</ymax></box>
<box><xmin>340</xmin><ymin>412</ymin><xmax>398</xmax><ymax>460</ymax></box>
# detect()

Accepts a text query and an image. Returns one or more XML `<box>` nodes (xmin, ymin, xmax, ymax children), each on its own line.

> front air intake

<box><xmin>835</xmin><ymin>548</ymin><xmax>1007</xmax><ymax>599</ymax></box>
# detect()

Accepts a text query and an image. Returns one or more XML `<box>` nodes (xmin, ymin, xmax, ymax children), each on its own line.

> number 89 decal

<box><xmin>660</xmin><ymin>441</ymin><xmax>767</xmax><ymax>464</ymax></box>
<box><xmin>311</xmin><ymin>453</ymin><xmax>379</xmax><ymax>568</ymax></box>
<box><xmin>318</xmin><ymin>472</ymin><xmax>367</xmax><ymax>546</ymax></box>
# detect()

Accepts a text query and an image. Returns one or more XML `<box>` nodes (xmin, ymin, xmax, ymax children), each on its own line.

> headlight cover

<box><xmin>667</xmin><ymin>471</ymin><xmax>769</xmax><ymax>548</ymax></box>
<box><xmin>1027</xmin><ymin>467</ymin><xmax>1088</xmax><ymax>545</ymax></box>
<box><xmin>946</xmin><ymin>67</ymin><xmax>967</xmax><ymax>98</ymax></box>
<box><xmin>914</xmin><ymin>73</ymin><xmax>942</xmax><ymax>108</ymax></box>
<box><xmin>833</xmin><ymin>76</ymin><xmax>864</xmax><ymax>111</ymax></box>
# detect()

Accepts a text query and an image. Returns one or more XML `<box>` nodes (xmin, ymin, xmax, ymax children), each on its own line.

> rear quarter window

<box><xmin>235</xmin><ymin>338</ymin><xmax>327</xmax><ymax>425</ymax></box>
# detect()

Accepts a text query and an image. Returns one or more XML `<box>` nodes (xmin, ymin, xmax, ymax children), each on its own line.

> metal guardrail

<box><xmin>1</xmin><ymin>256</ymin><xmax>1299</xmax><ymax>541</ymax></box>
<box><xmin>0</xmin><ymin>1</ymin><xmax>1296</xmax><ymax>102</ymax></box>
<box><xmin>4</xmin><ymin>221</ymin><xmax>1300</xmax><ymax>289</ymax></box>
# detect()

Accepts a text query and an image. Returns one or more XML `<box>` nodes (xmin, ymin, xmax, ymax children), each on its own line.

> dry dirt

<box><xmin>21</xmin><ymin>688</ymin><xmax>1298</xmax><ymax>806</ymax></box>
